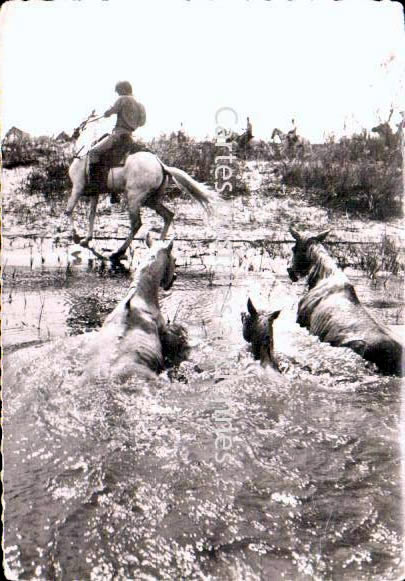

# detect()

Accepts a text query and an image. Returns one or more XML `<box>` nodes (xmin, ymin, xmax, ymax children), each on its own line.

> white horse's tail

<box><xmin>159</xmin><ymin>161</ymin><xmax>215</xmax><ymax>214</ymax></box>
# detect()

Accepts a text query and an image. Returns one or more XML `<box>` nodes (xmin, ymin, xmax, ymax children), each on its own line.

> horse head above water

<box><xmin>287</xmin><ymin>229</ymin><xmax>331</xmax><ymax>284</ymax></box>
<box><xmin>241</xmin><ymin>298</ymin><xmax>281</xmax><ymax>371</ymax></box>
<box><xmin>84</xmin><ymin>235</ymin><xmax>185</xmax><ymax>382</ymax></box>
<box><xmin>288</xmin><ymin>227</ymin><xmax>403</xmax><ymax>376</ymax></box>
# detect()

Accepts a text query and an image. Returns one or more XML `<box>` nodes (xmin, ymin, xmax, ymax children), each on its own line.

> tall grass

<box><xmin>7</xmin><ymin>126</ymin><xmax>403</xmax><ymax>221</ymax></box>
<box><xmin>149</xmin><ymin>133</ymin><xmax>249</xmax><ymax>197</ymax></box>
<box><xmin>279</xmin><ymin>131</ymin><xmax>402</xmax><ymax>220</ymax></box>
<box><xmin>11</xmin><ymin>138</ymin><xmax>72</xmax><ymax>200</ymax></box>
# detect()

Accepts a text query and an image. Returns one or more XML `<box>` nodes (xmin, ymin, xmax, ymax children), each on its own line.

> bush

<box><xmin>148</xmin><ymin>133</ymin><xmax>249</xmax><ymax>198</ymax></box>
<box><xmin>2</xmin><ymin>139</ymin><xmax>38</xmax><ymax>168</ymax></box>
<box><xmin>279</xmin><ymin>131</ymin><xmax>402</xmax><ymax>220</ymax></box>
<box><xmin>330</xmin><ymin>234</ymin><xmax>403</xmax><ymax>278</ymax></box>
<box><xmin>16</xmin><ymin>140</ymin><xmax>72</xmax><ymax>199</ymax></box>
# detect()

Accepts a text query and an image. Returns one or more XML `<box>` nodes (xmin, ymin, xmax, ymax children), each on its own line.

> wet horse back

<box><xmin>300</xmin><ymin>285</ymin><xmax>403</xmax><ymax>373</ymax></box>
<box><xmin>84</xmin><ymin>327</ymin><xmax>163</xmax><ymax>381</ymax></box>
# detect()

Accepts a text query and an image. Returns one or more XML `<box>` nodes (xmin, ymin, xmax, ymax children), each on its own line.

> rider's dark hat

<box><xmin>115</xmin><ymin>81</ymin><xmax>133</xmax><ymax>96</ymax></box>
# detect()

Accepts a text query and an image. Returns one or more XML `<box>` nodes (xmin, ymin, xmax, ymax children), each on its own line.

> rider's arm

<box><xmin>104</xmin><ymin>97</ymin><xmax>123</xmax><ymax>118</ymax></box>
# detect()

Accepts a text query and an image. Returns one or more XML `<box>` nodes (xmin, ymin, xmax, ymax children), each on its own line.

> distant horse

<box><xmin>65</xmin><ymin>130</ymin><xmax>216</xmax><ymax>261</ymax></box>
<box><xmin>225</xmin><ymin>130</ymin><xmax>254</xmax><ymax>151</ymax></box>
<box><xmin>371</xmin><ymin>122</ymin><xmax>400</xmax><ymax>149</ymax></box>
<box><xmin>271</xmin><ymin>128</ymin><xmax>309</xmax><ymax>155</ymax></box>
<box><xmin>84</xmin><ymin>235</ymin><xmax>187</xmax><ymax>381</ymax></box>
<box><xmin>241</xmin><ymin>298</ymin><xmax>281</xmax><ymax>371</ymax></box>
<box><xmin>371</xmin><ymin>107</ymin><xmax>400</xmax><ymax>149</ymax></box>
<box><xmin>287</xmin><ymin>228</ymin><xmax>403</xmax><ymax>376</ymax></box>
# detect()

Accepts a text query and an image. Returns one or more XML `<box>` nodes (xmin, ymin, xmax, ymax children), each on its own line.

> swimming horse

<box><xmin>65</xmin><ymin>122</ymin><xmax>216</xmax><ymax>261</ymax></box>
<box><xmin>84</xmin><ymin>235</ymin><xmax>187</xmax><ymax>382</ymax></box>
<box><xmin>287</xmin><ymin>228</ymin><xmax>403</xmax><ymax>376</ymax></box>
<box><xmin>241</xmin><ymin>298</ymin><xmax>281</xmax><ymax>371</ymax></box>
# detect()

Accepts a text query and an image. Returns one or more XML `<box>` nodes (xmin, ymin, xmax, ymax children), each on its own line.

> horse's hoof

<box><xmin>72</xmin><ymin>232</ymin><xmax>81</xmax><ymax>244</ymax></box>
<box><xmin>110</xmin><ymin>252</ymin><xmax>124</xmax><ymax>263</ymax></box>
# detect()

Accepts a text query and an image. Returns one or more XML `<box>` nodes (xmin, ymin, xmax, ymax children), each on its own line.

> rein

<box><xmin>71</xmin><ymin>113</ymin><xmax>104</xmax><ymax>158</ymax></box>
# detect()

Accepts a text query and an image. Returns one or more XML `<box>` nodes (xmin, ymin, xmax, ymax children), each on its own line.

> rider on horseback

<box><xmin>87</xmin><ymin>81</ymin><xmax>146</xmax><ymax>197</ymax></box>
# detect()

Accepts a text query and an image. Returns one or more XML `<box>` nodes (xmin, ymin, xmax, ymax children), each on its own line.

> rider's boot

<box><xmin>110</xmin><ymin>192</ymin><xmax>120</xmax><ymax>204</ymax></box>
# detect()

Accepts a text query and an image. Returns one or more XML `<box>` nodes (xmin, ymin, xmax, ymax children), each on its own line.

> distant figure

<box><xmin>371</xmin><ymin>108</ymin><xmax>398</xmax><ymax>149</ymax></box>
<box><xmin>271</xmin><ymin>120</ymin><xmax>309</xmax><ymax>156</ymax></box>
<box><xmin>87</xmin><ymin>81</ymin><xmax>146</xmax><ymax>196</ymax></box>
<box><xmin>177</xmin><ymin>122</ymin><xmax>186</xmax><ymax>144</ymax></box>
<box><xmin>286</xmin><ymin>118</ymin><xmax>299</xmax><ymax>148</ymax></box>
<box><xmin>246</xmin><ymin>116</ymin><xmax>253</xmax><ymax>140</ymax></box>
<box><xmin>237</xmin><ymin>116</ymin><xmax>254</xmax><ymax>150</ymax></box>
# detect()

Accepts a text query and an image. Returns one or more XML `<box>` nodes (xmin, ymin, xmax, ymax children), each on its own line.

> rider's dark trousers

<box><xmin>89</xmin><ymin>128</ymin><xmax>132</xmax><ymax>164</ymax></box>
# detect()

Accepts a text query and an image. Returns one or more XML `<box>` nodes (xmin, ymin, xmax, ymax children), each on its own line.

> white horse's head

<box><xmin>144</xmin><ymin>233</ymin><xmax>176</xmax><ymax>291</ymax></box>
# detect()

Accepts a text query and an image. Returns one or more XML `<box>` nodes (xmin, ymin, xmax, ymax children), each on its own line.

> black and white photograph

<box><xmin>1</xmin><ymin>0</ymin><xmax>404</xmax><ymax>579</ymax></box>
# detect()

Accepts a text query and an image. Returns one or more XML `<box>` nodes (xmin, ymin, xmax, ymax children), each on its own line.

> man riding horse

<box><xmin>87</xmin><ymin>81</ymin><xmax>146</xmax><ymax>200</ymax></box>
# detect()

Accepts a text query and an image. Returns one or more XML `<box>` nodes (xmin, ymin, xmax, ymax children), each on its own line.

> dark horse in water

<box><xmin>241</xmin><ymin>298</ymin><xmax>281</xmax><ymax>371</ymax></box>
<box><xmin>287</xmin><ymin>228</ymin><xmax>403</xmax><ymax>376</ymax></box>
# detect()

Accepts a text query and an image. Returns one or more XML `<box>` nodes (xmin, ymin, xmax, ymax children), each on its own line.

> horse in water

<box><xmin>241</xmin><ymin>298</ymin><xmax>281</xmax><ymax>371</ymax></box>
<box><xmin>65</xmin><ymin>124</ymin><xmax>216</xmax><ymax>261</ymax></box>
<box><xmin>287</xmin><ymin>228</ymin><xmax>403</xmax><ymax>376</ymax></box>
<box><xmin>84</xmin><ymin>235</ymin><xmax>187</xmax><ymax>382</ymax></box>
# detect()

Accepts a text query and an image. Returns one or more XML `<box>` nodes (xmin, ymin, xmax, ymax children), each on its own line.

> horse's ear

<box><xmin>247</xmin><ymin>298</ymin><xmax>257</xmax><ymax>317</ymax></box>
<box><xmin>289</xmin><ymin>227</ymin><xmax>300</xmax><ymax>241</ymax></box>
<box><xmin>145</xmin><ymin>232</ymin><xmax>153</xmax><ymax>248</ymax></box>
<box><xmin>268</xmin><ymin>309</ymin><xmax>281</xmax><ymax>322</ymax></box>
<box><xmin>314</xmin><ymin>230</ymin><xmax>330</xmax><ymax>244</ymax></box>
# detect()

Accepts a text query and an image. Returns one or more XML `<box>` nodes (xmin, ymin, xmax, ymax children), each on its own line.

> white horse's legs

<box><xmin>145</xmin><ymin>175</ymin><xmax>173</xmax><ymax>239</ymax></box>
<box><xmin>146</xmin><ymin>199</ymin><xmax>174</xmax><ymax>240</ymax></box>
<box><xmin>110</xmin><ymin>207</ymin><xmax>142</xmax><ymax>261</ymax></box>
<box><xmin>65</xmin><ymin>186</ymin><xmax>83</xmax><ymax>216</ymax></box>
<box><xmin>80</xmin><ymin>195</ymin><xmax>99</xmax><ymax>247</ymax></box>
<box><xmin>156</xmin><ymin>203</ymin><xmax>174</xmax><ymax>239</ymax></box>
<box><xmin>64</xmin><ymin>186</ymin><xmax>84</xmax><ymax>243</ymax></box>
<box><xmin>65</xmin><ymin>182</ymin><xmax>99</xmax><ymax>246</ymax></box>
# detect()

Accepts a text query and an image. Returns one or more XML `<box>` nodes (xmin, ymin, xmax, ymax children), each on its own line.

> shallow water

<box><xmin>3</xmin><ymin>241</ymin><xmax>405</xmax><ymax>580</ymax></box>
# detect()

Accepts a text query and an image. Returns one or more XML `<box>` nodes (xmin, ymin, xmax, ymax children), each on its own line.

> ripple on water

<box><xmin>3</xmin><ymin>265</ymin><xmax>404</xmax><ymax>580</ymax></box>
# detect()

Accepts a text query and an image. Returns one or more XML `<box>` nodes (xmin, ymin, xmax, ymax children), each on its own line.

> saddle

<box><xmin>84</xmin><ymin>135</ymin><xmax>152</xmax><ymax>195</ymax></box>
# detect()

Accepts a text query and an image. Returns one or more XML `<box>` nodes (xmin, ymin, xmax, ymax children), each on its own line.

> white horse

<box><xmin>84</xmin><ymin>235</ymin><xmax>180</xmax><ymax>381</ymax></box>
<box><xmin>65</xmin><ymin>137</ymin><xmax>216</xmax><ymax>261</ymax></box>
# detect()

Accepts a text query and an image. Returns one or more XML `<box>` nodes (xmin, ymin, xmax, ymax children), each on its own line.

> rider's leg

<box><xmin>109</xmin><ymin>129</ymin><xmax>132</xmax><ymax>204</ymax></box>
<box><xmin>87</xmin><ymin>134</ymin><xmax>117</xmax><ymax>194</ymax></box>
<box><xmin>88</xmin><ymin>130</ymin><xmax>131</xmax><ymax>201</ymax></box>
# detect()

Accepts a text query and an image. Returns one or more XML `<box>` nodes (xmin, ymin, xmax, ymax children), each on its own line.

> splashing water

<box><xmin>3</xmin><ymin>262</ymin><xmax>404</xmax><ymax>580</ymax></box>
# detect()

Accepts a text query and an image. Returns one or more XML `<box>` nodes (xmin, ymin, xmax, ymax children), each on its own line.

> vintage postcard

<box><xmin>2</xmin><ymin>1</ymin><xmax>404</xmax><ymax>579</ymax></box>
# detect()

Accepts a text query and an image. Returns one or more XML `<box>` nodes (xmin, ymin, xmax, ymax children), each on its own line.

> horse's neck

<box><xmin>307</xmin><ymin>244</ymin><xmax>341</xmax><ymax>289</ymax></box>
<box><xmin>375</xmin><ymin>123</ymin><xmax>392</xmax><ymax>138</ymax></box>
<box><xmin>131</xmin><ymin>257</ymin><xmax>165</xmax><ymax>307</ymax></box>
<box><xmin>259</xmin><ymin>339</ymin><xmax>279</xmax><ymax>371</ymax></box>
